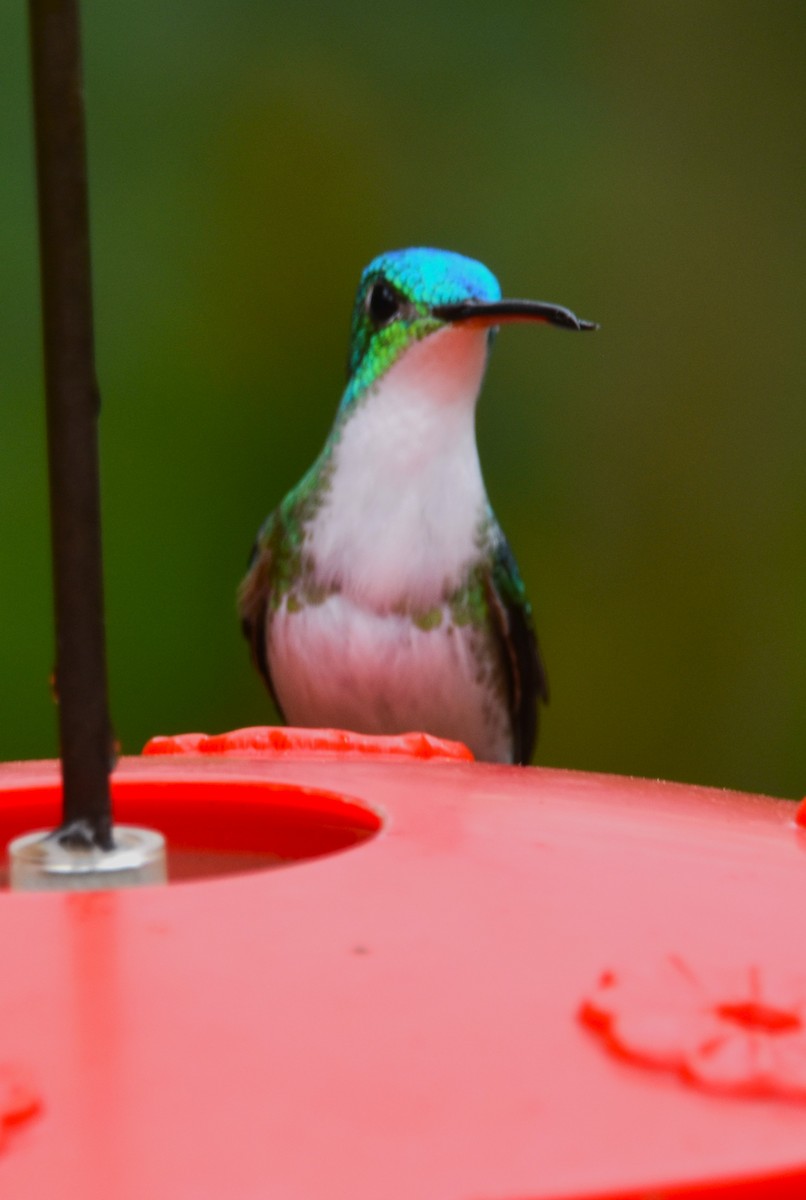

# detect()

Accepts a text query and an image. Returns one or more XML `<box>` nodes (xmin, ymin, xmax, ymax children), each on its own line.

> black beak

<box><xmin>431</xmin><ymin>298</ymin><xmax>598</xmax><ymax>332</ymax></box>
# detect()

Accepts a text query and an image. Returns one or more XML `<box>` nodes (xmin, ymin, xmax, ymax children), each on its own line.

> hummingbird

<box><xmin>239</xmin><ymin>248</ymin><xmax>596</xmax><ymax>764</ymax></box>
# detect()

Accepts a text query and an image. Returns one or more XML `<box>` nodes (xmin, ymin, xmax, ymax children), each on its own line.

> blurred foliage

<box><xmin>0</xmin><ymin>1</ymin><xmax>803</xmax><ymax>795</ymax></box>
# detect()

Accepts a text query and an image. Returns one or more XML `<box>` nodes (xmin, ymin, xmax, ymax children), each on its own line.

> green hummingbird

<box><xmin>239</xmin><ymin>248</ymin><xmax>596</xmax><ymax>763</ymax></box>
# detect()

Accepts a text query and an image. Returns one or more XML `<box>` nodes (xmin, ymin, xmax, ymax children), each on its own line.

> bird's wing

<box><xmin>237</xmin><ymin>513</ymin><xmax>286</xmax><ymax>719</ymax></box>
<box><xmin>483</xmin><ymin>533</ymin><xmax>548</xmax><ymax>765</ymax></box>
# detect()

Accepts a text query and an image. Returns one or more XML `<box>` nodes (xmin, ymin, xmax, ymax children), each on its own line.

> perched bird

<box><xmin>239</xmin><ymin>248</ymin><xmax>596</xmax><ymax>763</ymax></box>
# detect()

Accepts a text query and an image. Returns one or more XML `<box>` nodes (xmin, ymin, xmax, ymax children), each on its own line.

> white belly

<box><xmin>267</xmin><ymin>594</ymin><xmax>513</xmax><ymax>763</ymax></box>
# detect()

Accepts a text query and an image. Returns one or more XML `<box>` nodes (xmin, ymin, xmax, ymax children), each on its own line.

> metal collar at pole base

<box><xmin>8</xmin><ymin>826</ymin><xmax>167</xmax><ymax>891</ymax></box>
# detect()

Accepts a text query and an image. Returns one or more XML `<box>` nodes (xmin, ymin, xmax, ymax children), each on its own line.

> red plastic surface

<box><xmin>1</xmin><ymin>751</ymin><xmax>805</xmax><ymax>1199</ymax></box>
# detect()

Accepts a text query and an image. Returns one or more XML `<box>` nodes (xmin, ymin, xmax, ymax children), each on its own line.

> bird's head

<box><xmin>342</xmin><ymin>247</ymin><xmax>596</xmax><ymax>411</ymax></box>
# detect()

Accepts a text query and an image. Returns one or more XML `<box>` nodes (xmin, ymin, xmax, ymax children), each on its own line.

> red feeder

<box><xmin>1</xmin><ymin>729</ymin><xmax>805</xmax><ymax>1199</ymax></box>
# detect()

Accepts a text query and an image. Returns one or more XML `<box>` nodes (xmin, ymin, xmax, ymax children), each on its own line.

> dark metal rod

<box><xmin>29</xmin><ymin>0</ymin><xmax>114</xmax><ymax>849</ymax></box>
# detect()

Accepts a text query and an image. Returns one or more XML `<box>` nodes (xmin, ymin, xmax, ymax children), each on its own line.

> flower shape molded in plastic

<box><xmin>0</xmin><ymin>1064</ymin><xmax>41</xmax><ymax>1153</ymax></box>
<box><xmin>580</xmin><ymin>956</ymin><xmax>806</xmax><ymax>1102</ymax></box>
<box><xmin>143</xmin><ymin>725</ymin><xmax>474</xmax><ymax>762</ymax></box>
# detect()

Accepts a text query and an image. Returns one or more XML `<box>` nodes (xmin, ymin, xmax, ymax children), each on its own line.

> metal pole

<box><xmin>28</xmin><ymin>0</ymin><xmax>114</xmax><ymax>849</ymax></box>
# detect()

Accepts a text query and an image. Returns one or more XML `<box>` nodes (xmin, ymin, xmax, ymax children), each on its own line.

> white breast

<box><xmin>268</xmin><ymin>593</ymin><xmax>513</xmax><ymax>762</ymax></box>
<box><xmin>307</xmin><ymin>325</ymin><xmax>492</xmax><ymax>611</ymax></box>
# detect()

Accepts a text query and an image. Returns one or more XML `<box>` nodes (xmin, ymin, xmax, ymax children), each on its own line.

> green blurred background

<box><xmin>1</xmin><ymin>1</ymin><xmax>803</xmax><ymax>796</ymax></box>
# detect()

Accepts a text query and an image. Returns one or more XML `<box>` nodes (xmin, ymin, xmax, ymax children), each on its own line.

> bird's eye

<box><xmin>366</xmin><ymin>279</ymin><xmax>401</xmax><ymax>328</ymax></box>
